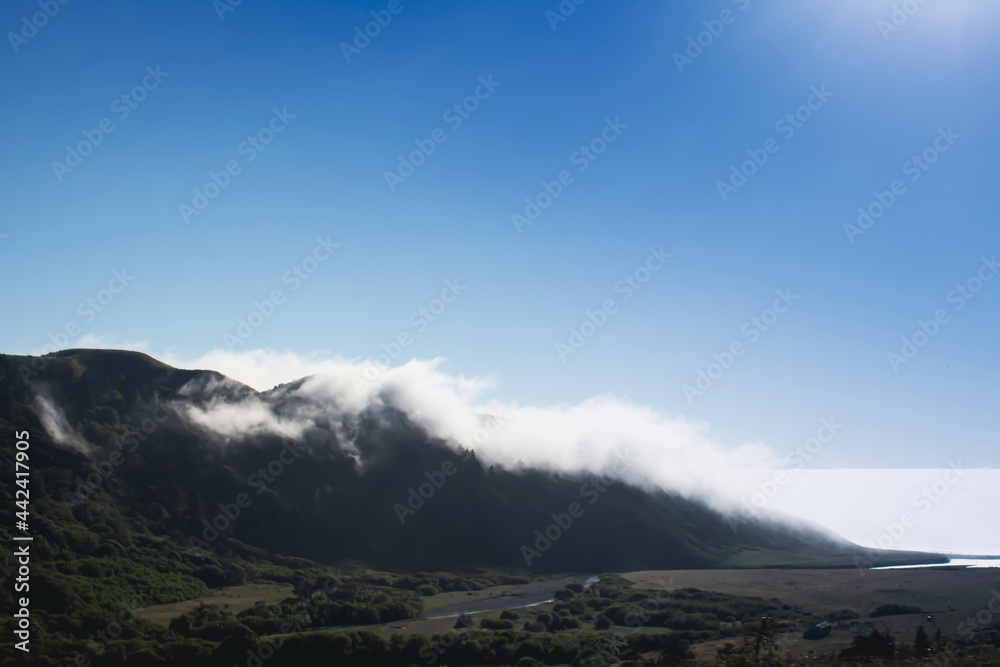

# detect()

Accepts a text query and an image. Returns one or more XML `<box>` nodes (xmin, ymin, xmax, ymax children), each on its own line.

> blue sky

<box><xmin>2</xmin><ymin>0</ymin><xmax>998</xmax><ymax>476</ymax></box>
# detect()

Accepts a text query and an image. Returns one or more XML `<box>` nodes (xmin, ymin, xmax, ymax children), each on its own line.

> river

<box><xmin>420</xmin><ymin>574</ymin><xmax>600</xmax><ymax>620</ymax></box>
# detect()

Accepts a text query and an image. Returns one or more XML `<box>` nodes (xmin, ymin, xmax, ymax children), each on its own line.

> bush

<box><xmin>555</xmin><ymin>588</ymin><xmax>575</xmax><ymax>601</ymax></box>
<box><xmin>871</xmin><ymin>604</ymin><xmax>922</xmax><ymax>618</ymax></box>
<box><xmin>500</xmin><ymin>609</ymin><xmax>520</xmax><ymax>620</ymax></box>
<box><xmin>194</xmin><ymin>564</ymin><xmax>230</xmax><ymax>587</ymax></box>
<box><xmin>842</xmin><ymin>629</ymin><xmax>896</xmax><ymax>661</ymax></box>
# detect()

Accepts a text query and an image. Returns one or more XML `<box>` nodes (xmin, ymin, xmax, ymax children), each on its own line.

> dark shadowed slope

<box><xmin>0</xmin><ymin>349</ymin><xmax>938</xmax><ymax>574</ymax></box>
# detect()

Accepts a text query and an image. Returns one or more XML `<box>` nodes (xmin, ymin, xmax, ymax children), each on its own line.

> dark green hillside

<box><xmin>0</xmin><ymin>348</ymin><xmax>903</xmax><ymax>665</ymax></box>
<box><xmin>0</xmin><ymin>349</ymin><xmax>847</xmax><ymax>575</ymax></box>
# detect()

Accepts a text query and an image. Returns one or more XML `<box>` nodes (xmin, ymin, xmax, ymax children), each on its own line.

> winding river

<box><xmin>420</xmin><ymin>574</ymin><xmax>600</xmax><ymax>620</ymax></box>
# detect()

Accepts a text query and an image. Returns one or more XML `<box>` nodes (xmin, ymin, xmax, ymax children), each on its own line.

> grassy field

<box><xmin>134</xmin><ymin>582</ymin><xmax>295</xmax><ymax>627</ymax></box>
<box><xmin>623</xmin><ymin>567</ymin><xmax>998</xmax><ymax>620</ymax></box>
<box><xmin>716</xmin><ymin>546</ymin><xmax>950</xmax><ymax>569</ymax></box>
<box><xmin>308</xmin><ymin>575</ymin><xmax>593</xmax><ymax>637</ymax></box>
<box><xmin>625</xmin><ymin>566</ymin><xmax>1000</xmax><ymax>660</ymax></box>
<box><xmin>131</xmin><ymin>566</ymin><xmax>999</xmax><ymax>665</ymax></box>
<box><xmin>132</xmin><ymin>575</ymin><xmax>587</xmax><ymax>634</ymax></box>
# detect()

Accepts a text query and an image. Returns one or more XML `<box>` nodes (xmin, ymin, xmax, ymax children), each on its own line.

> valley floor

<box><xmin>132</xmin><ymin>565</ymin><xmax>1000</xmax><ymax>665</ymax></box>
<box><xmin>625</xmin><ymin>567</ymin><xmax>1000</xmax><ymax>663</ymax></box>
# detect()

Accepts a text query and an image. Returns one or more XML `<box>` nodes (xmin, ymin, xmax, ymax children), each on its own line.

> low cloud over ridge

<box><xmin>47</xmin><ymin>342</ymin><xmax>996</xmax><ymax>555</ymax></box>
<box><xmin>161</xmin><ymin>348</ymin><xmax>780</xmax><ymax>512</ymax></box>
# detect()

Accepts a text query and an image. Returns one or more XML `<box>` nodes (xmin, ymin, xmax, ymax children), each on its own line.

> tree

<box><xmin>841</xmin><ymin>628</ymin><xmax>895</xmax><ymax>662</ymax></box>
<box><xmin>915</xmin><ymin>625</ymin><xmax>931</xmax><ymax>656</ymax></box>
<box><xmin>721</xmin><ymin>618</ymin><xmax>789</xmax><ymax>667</ymax></box>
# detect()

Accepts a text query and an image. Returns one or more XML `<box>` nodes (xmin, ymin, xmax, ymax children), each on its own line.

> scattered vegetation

<box><xmin>870</xmin><ymin>603</ymin><xmax>923</xmax><ymax>617</ymax></box>
<box><xmin>1</xmin><ymin>350</ymin><xmax>998</xmax><ymax>665</ymax></box>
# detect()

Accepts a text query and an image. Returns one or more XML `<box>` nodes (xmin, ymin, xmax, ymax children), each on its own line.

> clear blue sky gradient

<box><xmin>2</xmin><ymin>0</ymin><xmax>998</xmax><ymax>469</ymax></box>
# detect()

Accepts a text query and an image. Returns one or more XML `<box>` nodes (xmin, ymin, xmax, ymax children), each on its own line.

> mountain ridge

<box><xmin>0</xmin><ymin>348</ymin><xmax>942</xmax><ymax>574</ymax></box>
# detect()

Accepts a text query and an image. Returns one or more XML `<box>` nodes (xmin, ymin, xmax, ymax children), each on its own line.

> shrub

<box><xmin>523</xmin><ymin>620</ymin><xmax>545</xmax><ymax>632</ymax></box>
<box><xmin>555</xmin><ymin>588</ymin><xmax>575</xmax><ymax>601</ymax></box>
<box><xmin>481</xmin><ymin>618</ymin><xmax>515</xmax><ymax>630</ymax></box>
<box><xmin>871</xmin><ymin>604</ymin><xmax>922</xmax><ymax>618</ymax></box>
<box><xmin>194</xmin><ymin>564</ymin><xmax>230</xmax><ymax>587</ymax></box>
